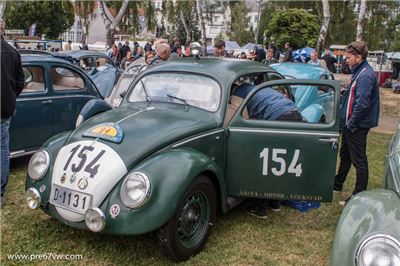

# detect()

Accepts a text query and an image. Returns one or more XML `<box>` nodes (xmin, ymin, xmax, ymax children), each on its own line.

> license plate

<box><xmin>50</xmin><ymin>185</ymin><xmax>92</xmax><ymax>214</ymax></box>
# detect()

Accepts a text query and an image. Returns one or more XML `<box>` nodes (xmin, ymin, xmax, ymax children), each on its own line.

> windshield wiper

<box><xmin>140</xmin><ymin>80</ymin><xmax>151</xmax><ymax>102</ymax></box>
<box><xmin>167</xmin><ymin>94</ymin><xmax>190</xmax><ymax>107</ymax></box>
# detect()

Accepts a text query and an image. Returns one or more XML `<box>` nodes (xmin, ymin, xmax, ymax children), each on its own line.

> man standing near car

<box><xmin>322</xmin><ymin>49</ymin><xmax>337</xmax><ymax>73</ymax></box>
<box><xmin>1</xmin><ymin>18</ymin><xmax>25</xmax><ymax>206</ymax></box>
<box><xmin>334</xmin><ymin>41</ymin><xmax>380</xmax><ymax>205</ymax></box>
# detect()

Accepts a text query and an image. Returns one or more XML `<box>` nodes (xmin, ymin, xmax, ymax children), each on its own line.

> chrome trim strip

<box><xmin>229</xmin><ymin>127</ymin><xmax>339</xmax><ymax>137</ymax></box>
<box><xmin>173</xmin><ymin>129</ymin><xmax>225</xmax><ymax>147</ymax></box>
<box><xmin>18</xmin><ymin>95</ymin><xmax>94</xmax><ymax>101</ymax></box>
<box><xmin>10</xmin><ymin>150</ymin><xmax>37</xmax><ymax>159</ymax></box>
<box><xmin>116</xmin><ymin>107</ymin><xmax>155</xmax><ymax>124</ymax></box>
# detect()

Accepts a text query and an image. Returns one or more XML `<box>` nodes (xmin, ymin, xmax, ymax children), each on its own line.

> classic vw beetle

<box><xmin>26</xmin><ymin>57</ymin><xmax>341</xmax><ymax>261</ymax></box>
<box><xmin>330</xmin><ymin>123</ymin><xmax>400</xmax><ymax>266</ymax></box>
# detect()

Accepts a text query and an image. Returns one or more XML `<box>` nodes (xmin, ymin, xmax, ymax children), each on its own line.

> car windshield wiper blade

<box><xmin>140</xmin><ymin>80</ymin><xmax>151</xmax><ymax>102</ymax></box>
<box><xmin>167</xmin><ymin>94</ymin><xmax>190</xmax><ymax>107</ymax></box>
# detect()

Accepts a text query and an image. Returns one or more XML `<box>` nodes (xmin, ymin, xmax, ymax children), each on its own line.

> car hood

<box><xmin>52</xmin><ymin>103</ymin><xmax>219</xmax><ymax>222</ymax></box>
<box><xmin>69</xmin><ymin>103</ymin><xmax>220</xmax><ymax>168</ymax></box>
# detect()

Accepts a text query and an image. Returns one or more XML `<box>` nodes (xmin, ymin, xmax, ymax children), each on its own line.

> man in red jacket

<box><xmin>1</xmin><ymin>19</ymin><xmax>25</xmax><ymax>206</ymax></box>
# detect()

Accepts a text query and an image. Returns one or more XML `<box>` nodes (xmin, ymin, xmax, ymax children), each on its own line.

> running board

<box><xmin>227</xmin><ymin>196</ymin><xmax>245</xmax><ymax>209</ymax></box>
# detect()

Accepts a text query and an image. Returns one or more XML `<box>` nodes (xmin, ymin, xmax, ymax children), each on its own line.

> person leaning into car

<box><xmin>1</xmin><ymin>18</ymin><xmax>25</xmax><ymax>206</ymax></box>
<box><xmin>334</xmin><ymin>41</ymin><xmax>380</xmax><ymax>205</ymax></box>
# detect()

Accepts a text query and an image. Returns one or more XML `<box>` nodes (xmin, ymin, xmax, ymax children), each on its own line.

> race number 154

<box><xmin>260</xmin><ymin>148</ymin><xmax>302</xmax><ymax>177</ymax></box>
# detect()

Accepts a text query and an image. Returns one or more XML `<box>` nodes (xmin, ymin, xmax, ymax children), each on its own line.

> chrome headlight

<box><xmin>85</xmin><ymin>207</ymin><xmax>106</xmax><ymax>232</ymax></box>
<box><xmin>190</xmin><ymin>42</ymin><xmax>201</xmax><ymax>56</ymax></box>
<box><xmin>28</xmin><ymin>150</ymin><xmax>50</xmax><ymax>181</ymax></box>
<box><xmin>356</xmin><ymin>234</ymin><xmax>400</xmax><ymax>266</ymax></box>
<box><xmin>120</xmin><ymin>172</ymin><xmax>150</xmax><ymax>209</ymax></box>
<box><xmin>26</xmin><ymin>188</ymin><xmax>41</xmax><ymax>209</ymax></box>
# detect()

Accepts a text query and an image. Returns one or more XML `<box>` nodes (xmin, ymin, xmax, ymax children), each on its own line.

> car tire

<box><xmin>157</xmin><ymin>175</ymin><xmax>216</xmax><ymax>261</ymax></box>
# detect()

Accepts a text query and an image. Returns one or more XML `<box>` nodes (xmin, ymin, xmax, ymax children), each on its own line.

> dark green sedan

<box><xmin>25</xmin><ymin>57</ymin><xmax>341</xmax><ymax>261</ymax></box>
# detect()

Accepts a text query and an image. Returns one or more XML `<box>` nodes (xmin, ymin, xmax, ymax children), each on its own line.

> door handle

<box><xmin>41</xmin><ymin>99</ymin><xmax>53</xmax><ymax>104</ymax></box>
<box><xmin>318</xmin><ymin>137</ymin><xmax>338</xmax><ymax>150</ymax></box>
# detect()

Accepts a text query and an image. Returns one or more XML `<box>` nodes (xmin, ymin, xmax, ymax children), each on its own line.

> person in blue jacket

<box><xmin>233</xmin><ymin>82</ymin><xmax>302</xmax><ymax>218</ymax></box>
<box><xmin>333</xmin><ymin>41</ymin><xmax>380</xmax><ymax>206</ymax></box>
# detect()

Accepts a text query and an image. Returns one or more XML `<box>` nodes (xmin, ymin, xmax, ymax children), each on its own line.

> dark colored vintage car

<box><xmin>331</xmin><ymin>123</ymin><xmax>400</xmax><ymax>266</ymax></box>
<box><xmin>9</xmin><ymin>53</ymin><xmax>107</xmax><ymax>158</ymax></box>
<box><xmin>25</xmin><ymin>57</ymin><xmax>341</xmax><ymax>261</ymax></box>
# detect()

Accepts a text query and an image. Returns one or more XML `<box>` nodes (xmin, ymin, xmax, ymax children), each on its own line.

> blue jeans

<box><xmin>1</xmin><ymin>118</ymin><xmax>10</xmax><ymax>198</ymax></box>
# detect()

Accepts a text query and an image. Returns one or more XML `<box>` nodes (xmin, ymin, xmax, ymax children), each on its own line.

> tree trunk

<box><xmin>356</xmin><ymin>0</ymin><xmax>367</xmax><ymax>41</ymax></box>
<box><xmin>196</xmin><ymin>0</ymin><xmax>207</xmax><ymax>56</ymax></box>
<box><xmin>179</xmin><ymin>10</ymin><xmax>190</xmax><ymax>42</ymax></box>
<box><xmin>316</xmin><ymin>0</ymin><xmax>330</xmax><ymax>55</ymax></box>
<box><xmin>0</xmin><ymin>0</ymin><xmax>6</xmax><ymax>19</ymax></box>
<box><xmin>97</xmin><ymin>0</ymin><xmax>130</xmax><ymax>47</ymax></box>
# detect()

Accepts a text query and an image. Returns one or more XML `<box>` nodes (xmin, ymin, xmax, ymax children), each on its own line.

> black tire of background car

<box><xmin>157</xmin><ymin>176</ymin><xmax>216</xmax><ymax>261</ymax></box>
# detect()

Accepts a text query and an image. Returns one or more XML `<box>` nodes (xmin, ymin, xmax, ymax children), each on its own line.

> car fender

<box><xmin>25</xmin><ymin>131</ymin><xmax>72</xmax><ymax>210</ymax></box>
<box><xmin>76</xmin><ymin>99</ymin><xmax>112</xmax><ymax>127</ymax></box>
<box><xmin>103</xmin><ymin>148</ymin><xmax>227</xmax><ymax>235</ymax></box>
<box><xmin>300</xmin><ymin>104</ymin><xmax>325</xmax><ymax>123</ymax></box>
<box><xmin>330</xmin><ymin>189</ymin><xmax>400</xmax><ymax>266</ymax></box>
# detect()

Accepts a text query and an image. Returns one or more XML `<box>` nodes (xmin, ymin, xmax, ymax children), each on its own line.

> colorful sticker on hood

<box><xmin>83</xmin><ymin>123</ymin><xmax>124</xmax><ymax>143</ymax></box>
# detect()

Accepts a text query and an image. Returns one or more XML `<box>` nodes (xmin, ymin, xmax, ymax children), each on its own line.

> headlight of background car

<box><xmin>28</xmin><ymin>150</ymin><xmax>50</xmax><ymax>181</ymax></box>
<box><xmin>356</xmin><ymin>234</ymin><xmax>400</xmax><ymax>266</ymax></box>
<box><xmin>120</xmin><ymin>172</ymin><xmax>150</xmax><ymax>209</ymax></box>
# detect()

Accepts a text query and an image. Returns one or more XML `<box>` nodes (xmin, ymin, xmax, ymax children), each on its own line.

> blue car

<box><xmin>270</xmin><ymin>63</ymin><xmax>335</xmax><ymax>123</ymax></box>
<box><xmin>9</xmin><ymin>53</ymin><xmax>111</xmax><ymax>158</ymax></box>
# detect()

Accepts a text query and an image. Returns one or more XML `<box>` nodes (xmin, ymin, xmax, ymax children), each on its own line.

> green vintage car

<box><xmin>26</xmin><ymin>57</ymin><xmax>341</xmax><ymax>261</ymax></box>
<box><xmin>331</xmin><ymin>123</ymin><xmax>400</xmax><ymax>266</ymax></box>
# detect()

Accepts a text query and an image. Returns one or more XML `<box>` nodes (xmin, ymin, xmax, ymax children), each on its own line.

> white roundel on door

<box><xmin>51</xmin><ymin>140</ymin><xmax>127</xmax><ymax>222</ymax></box>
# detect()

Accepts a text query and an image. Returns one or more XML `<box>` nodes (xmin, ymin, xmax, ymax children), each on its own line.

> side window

<box><xmin>96</xmin><ymin>57</ymin><xmax>113</xmax><ymax>69</ymax></box>
<box><xmin>79</xmin><ymin>57</ymin><xmax>94</xmax><ymax>71</ymax></box>
<box><xmin>239</xmin><ymin>85</ymin><xmax>302</xmax><ymax>123</ymax></box>
<box><xmin>22</xmin><ymin>66</ymin><xmax>45</xmax><ymax>93</ymax></box>
<box><xmin>268</xmin><ymin>72</ymin><xmax>284</xmax><ymax>81</ymax></box>
<box><xmin>51</xmin><ymin>67</ymin><xmax>85</xmax><ymax>91</ymax></box>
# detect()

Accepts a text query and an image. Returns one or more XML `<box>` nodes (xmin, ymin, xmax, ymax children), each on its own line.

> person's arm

<box><xmin>347</xmin><ymin>73</ymin><xmax>375</xmax><ymax>132</ymax></box>
<box><xmin>15</xmin><ymin>52</ymin><xmax>25</xmax><ymax>96</ymax></box>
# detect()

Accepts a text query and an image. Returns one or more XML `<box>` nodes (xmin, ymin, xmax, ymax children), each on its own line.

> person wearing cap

<box><xmin>333</xmin><ymin>41</ymin><xmax>380</xmax><ymax>206</ymax></box>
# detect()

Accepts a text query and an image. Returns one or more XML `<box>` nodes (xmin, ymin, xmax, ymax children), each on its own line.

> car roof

<box><xmin>270</xmin><ymin>62</ymin><xmax>332</xmax><ymax>79</ymax></box>
<box><xmin>21</xmin><ymin>53</ymin><xmax>79</xmax><ymax>66</ymax></box>
<box><xmin>57</xmin><ymin>50</ymin><xmax>109</xmax><ymax>59</ymax></box>
<box><xmin>146</xmin><ymin>57</ymin><xmax>275</xmax><ymax>86</ymax></box>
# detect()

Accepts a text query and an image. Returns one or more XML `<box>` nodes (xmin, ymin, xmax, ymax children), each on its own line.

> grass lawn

<box><xmin>0</xmin><ymin>131</ymin><xmax>392</xmax><ymax>266</ymax></box>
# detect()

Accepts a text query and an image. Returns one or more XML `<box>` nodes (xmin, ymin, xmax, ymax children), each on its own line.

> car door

<box><xmin>225</xmin><ymin>79</ymin><xmax>340</xmax><ymax>202</ymax></box>
<box><xmin>9</xmin><ymin>64</ymin><xmax>53</xmax><ymax>155</ymax></box>
<box><xmin>49</xmin><ymin>64</ymin><xmax>99</xmax><ymax>135</ymax></box>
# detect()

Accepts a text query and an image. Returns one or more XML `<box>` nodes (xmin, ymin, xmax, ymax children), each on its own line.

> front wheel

<box><xmin>158</xmin><ymin>176</ymin><xmax>216</xmax><ymax>261</ymax></box>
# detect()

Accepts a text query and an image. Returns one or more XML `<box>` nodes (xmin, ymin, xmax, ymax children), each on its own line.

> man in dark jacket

<box><xmin>1</xmin><ymin>19</ymin><xmax>25</xmax><ymax>205</ymax></box>
<box><xmin>333</xmin><ymin>41</ymin><xmax>380</xmax><ymax>205</ymax></box>
<box><xmin>283</xmin><ymin>42</ymin><xmax>293</xmax><ymax>62</ymax></box>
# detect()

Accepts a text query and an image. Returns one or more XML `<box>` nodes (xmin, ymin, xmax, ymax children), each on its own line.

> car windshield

<box><xmin>128</xmin><ymin>73</ymin><xmax>221</xmax><ymax>112</ymax></box>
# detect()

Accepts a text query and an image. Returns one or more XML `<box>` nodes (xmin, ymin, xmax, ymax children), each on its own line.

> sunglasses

<box><xmin>347</xmin><ymin>44</ymin><xmax>362</xmax><ymax>55</ymax></box>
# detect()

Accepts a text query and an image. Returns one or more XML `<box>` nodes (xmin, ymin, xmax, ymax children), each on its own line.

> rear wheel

<box><xmin>158</xmin><ymin>176</ymin><xmax>216</xmax><ymax>261</ymax></box>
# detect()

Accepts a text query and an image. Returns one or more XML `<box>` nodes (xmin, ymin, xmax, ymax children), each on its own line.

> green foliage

<box><xmin>4</xmin><ymin>1</ymin><xmax>74</xmax><ymax>39</ymax></box>
<box><xmin>325</xmin><ymin>1</ymin><xmax>357</xmax><ymax>47</ymax></box>
<box><xmin>230</xmin><ymin>2</ymin><xmax>254</xmax><ymax>46</ymax></box>
<box><xmin>363</xmin><ymin>1</ymin><xmax>400</xmax><ymax>50</ymax></box>
<box><xmin>266</xmin><ymin>8</ymin><xmax>319</xmax><ymax>50</ymax></box>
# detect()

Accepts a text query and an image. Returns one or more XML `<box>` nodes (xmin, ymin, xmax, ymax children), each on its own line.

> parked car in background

<box><xmin>25</xmin><ymin>57</ymin><xmax>340</xmax><ymax>261</ymax></box>
<box><xmin>9</xmin><ymin>53</ymin><xmax>104</xmax><ymax>158</ymax></box>
<box><xmin>330</xmin><ymin>123</ymin><xmax>400</xmax><ymax>266</ymax></box>
<box><xmin>270</xmin><ymin>63</ymin><xmax>335</xmax><ymax>123</ymax></box>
